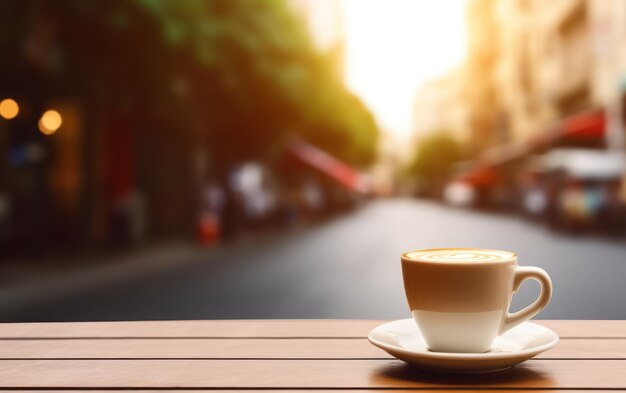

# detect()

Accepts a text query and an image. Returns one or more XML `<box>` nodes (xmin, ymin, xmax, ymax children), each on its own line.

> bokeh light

<box><xmin>0</xmin><ymin>98</ymin><xmax>19</xmax><ymax>119</ymax></box>
<box><xmin>38</xmin><ymin>110</ymin><xmax>62</xmax><ymax>135</ymax></box>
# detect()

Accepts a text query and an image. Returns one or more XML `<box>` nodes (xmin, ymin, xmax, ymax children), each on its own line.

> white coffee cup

<box><xmin>401</xmin><ymin>248</ymin><xmax>552</xmax><ymax>353</ymax></box>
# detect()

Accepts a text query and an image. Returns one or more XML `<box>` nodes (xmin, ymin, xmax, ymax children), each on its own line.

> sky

<box><xmin>342</xmin><ymin>0</ymin><xmax>468</xmax><ymax>139</ymax></box>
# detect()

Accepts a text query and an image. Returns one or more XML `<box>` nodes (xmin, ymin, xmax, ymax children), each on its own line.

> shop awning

<box><xmin>287</xmin><ymin>139</ymin><xmax>369</xmax><ymax>194</ymax></box>
<box><xmin>454</xmin><ymin>109</ymin><xmax>607</xmax><ymax>187</ymax></box>
<box><xmin>530</xmin><ymin>109</ymin><xmax>606</xmax><ymax>148</ymax></box>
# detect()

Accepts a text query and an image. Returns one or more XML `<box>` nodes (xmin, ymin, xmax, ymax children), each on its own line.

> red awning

<box><xmin>287</xmin><ymin>139</ymin><xmax>369</xmax><ymax>193</ymax></box>
<box><xmin>454</xmin><ymin>109</ymin><xmax>607</xmax><ymax>187</ymax></box>
<box><xmin>530</xmin><ymin>109</ymin><xmax>606</xmax><ymax>148</ymax></box>
<box><xmin>456</xmin><ymin>166</ymin><xmax>500</xmax><ymax>187</ymax></box>
<box><xmin>563</xmin><ymin>109</ymin><xmax>606</xmax><ymax>139</ymax></box>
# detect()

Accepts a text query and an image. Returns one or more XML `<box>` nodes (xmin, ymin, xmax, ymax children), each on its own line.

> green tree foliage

<box><xmin>0</xmin><ymin>0</ymin><xmax>378</xmax><ymax>169</ymax></box>
<box><xmin>136</xmin><ymin>0</ymin><xmax>378</xmax><ymax>166</ymax></box>
<box><xmin>407</xmin><ymin>131</ymin><xmax>464</xmax><ymax>186</ymax></box>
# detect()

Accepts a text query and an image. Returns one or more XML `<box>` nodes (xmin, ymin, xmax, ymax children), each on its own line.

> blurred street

<box><xmin>3</xmin><ymin>198</ymin><xmax>626</xmax><ymax>322</ymax></box>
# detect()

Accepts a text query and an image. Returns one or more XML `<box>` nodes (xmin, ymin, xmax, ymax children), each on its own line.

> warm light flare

<box><xmin>0</xmin><ymin>98</ymin><xmax>19</xmax><ymax>120</ymax></box>
<box><xmin>39</xmin><ymin>110</ymin><xmax>62</xmax><ymax>135</ymax></box>
<box><xmin>342</xmin><ymin>0</ymin><xmax>467</xmax><ymax>139</ymax></box>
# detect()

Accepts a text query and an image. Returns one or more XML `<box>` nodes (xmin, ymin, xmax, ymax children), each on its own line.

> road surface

<box><xmin>4</xmin><ymin>198</ymin><xmax>626</xmax><ymax>321</ymax></box>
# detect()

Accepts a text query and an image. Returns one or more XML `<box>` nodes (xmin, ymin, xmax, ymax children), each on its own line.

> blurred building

<box><xmin>413</xmin><ymin>69</ymin><xmax>468</xmax><ymax>141</ymax></box>
<box><xmin>589</xmin><ymin>0</ymin><xmax>626</xmax><ymax>150</ymax></box>
<box><xmin>416</xmin><ymin>0</ymin><xmax>626</xmax><ymax>227</ymax></box>
<box><xmin>0</xmin><ymin>1</ymin><xmax>375</xmax><ymax>258</ymax></box>
<box><xmin>457</xmin><ymin>0</ymin><xmax>626</xmax><ymax>151</ymax></box>
<box><xmin>495</xmin><ymin>0</ymin><xmax>592</xmax><ymax>143</ymax></box>
<box><xmin>458</xmin><ymin>0</ymin><xmax>502</xmax><ymax>150</ymax></box>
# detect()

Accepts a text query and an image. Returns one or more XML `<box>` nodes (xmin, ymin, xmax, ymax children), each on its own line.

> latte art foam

<box><xmin>421</xmin><ymin>252</ymin><xmax>504</xmax><ymax>262</ymax></box>
<box><xmin>404</xmin><ymin>249</ymin><xmax>515</xmax><ymax>263</ymax></box>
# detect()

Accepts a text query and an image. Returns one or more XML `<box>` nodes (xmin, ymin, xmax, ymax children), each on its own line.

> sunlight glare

<box><xmin>343</xmin><ymin>0</ymin><xmax>467</xmax><ymax>139</ymax></box>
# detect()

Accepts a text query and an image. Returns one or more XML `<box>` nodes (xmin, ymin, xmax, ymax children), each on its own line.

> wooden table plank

<box><xmin>539</xmin><ymin>320</ymin><xmax>626</xmax><ymax>338</ymax></box>
<box><xmin>0</xmin><ymin>359</ymin><xmax>624</xmax><ymax>389</ymax></box>
<box><xmin>0</xmin><ymin>320</ymin><xmax>624</xmax><ymax>339</ymax></box>
<box><xmin>1</xmin><ymin>320</ymin><xmax>623</xmax><ymax>390</ymax></box>
<box><xmin>3</xmin><ymin>388</ymin><xmax>607</xmax><ymax>393</ymax></box>
<box><xmin>0</xmin><ymin>320</ymin><xmax>382</xmax><ymax>338</ymax></box>
<box><xmin>0</xmin><ymin>338</ymin><xmax>623</xmax><ymax>359</ymax></box>
<box><xmin>4</xmin><ymin>391</ymin><xmax>614</xmax><ymax>393</ymax></box>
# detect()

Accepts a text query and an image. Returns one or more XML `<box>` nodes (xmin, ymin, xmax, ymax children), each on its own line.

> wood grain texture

<box><xmin>539</xmin><ymin>320</ymin><xmax>626</xmax><ymax>338</ymax></box>
<box><xmin>0</xmin><ymin>338</ymin><xmax>623</xmax><ymax>359</ymax></box>
<box><xmin>0</xmin><ymin>320</ymin><xmax>382</xmax><ymax>338</ymax></box>
<box><xmin>0</xmin><ymin>359</ymin><xmax>624</xmax><ymax>388</ymax></box>
<box><xmin>0</xmin><ymin>320</ymin><xmax>624</xmax><ymax>339</ymax></box>
<box><xmin>4</xmin><ymin>391</ymin><xmax>615</xmax><ymax>393</ymax></box>
<box><xmin>0</xmin><ymin>320</ymin><xmax>624</xmax><ymax>390</ymax></box>
<box><xmin>4</xmin><ymin>388</ymin><xmax>607</xmax><ymax>393</ymax></box>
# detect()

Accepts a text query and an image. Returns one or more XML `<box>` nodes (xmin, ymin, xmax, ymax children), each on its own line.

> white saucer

<box><xmin>368</xmin><ymin>319</ymin><xmax>559</xmax><ymax>373</ymax></box>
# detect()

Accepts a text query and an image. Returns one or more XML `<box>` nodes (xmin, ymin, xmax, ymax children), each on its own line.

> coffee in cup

<box><xmin>401</xmin><ymin>248</ymin><xmax>552</xmax><ymax>353</ymax></box>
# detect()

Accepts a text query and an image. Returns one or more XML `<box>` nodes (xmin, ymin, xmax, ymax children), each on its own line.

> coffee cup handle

<box><xmin>500</xmin><ymin>266</ymin><xmax>553</xmax><ymax>334</ymax></box>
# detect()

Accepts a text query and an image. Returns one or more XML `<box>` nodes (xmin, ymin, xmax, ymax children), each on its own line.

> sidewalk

<box><xmin>0</xmin><ymin>241</ymin><xmax>216</xmax><ymax>318</ymax></box>
<box><xmin>0</xmin><ymin>222</ymin><xmax>320</xmax><ymax>320</ymax></box>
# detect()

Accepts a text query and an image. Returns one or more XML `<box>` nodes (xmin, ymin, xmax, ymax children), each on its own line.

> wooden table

<box><xmin>0</xmin><ymin>320</ymin><xmax>624</xmax><ymax>390</ymax></box>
